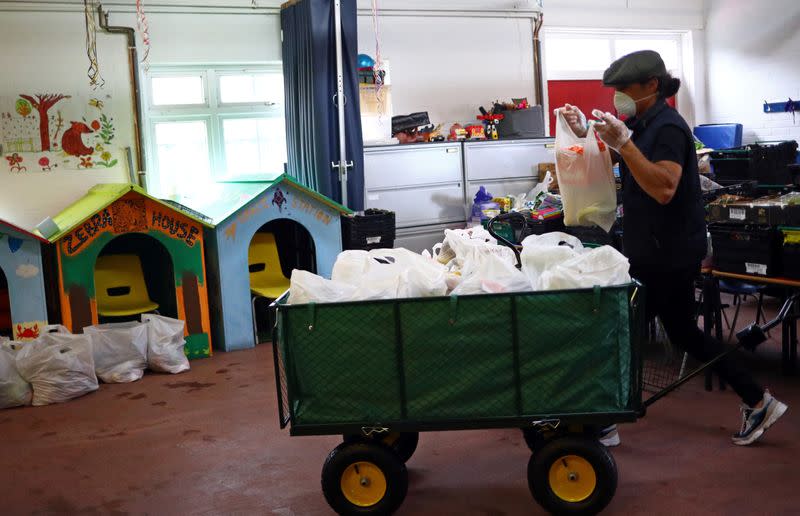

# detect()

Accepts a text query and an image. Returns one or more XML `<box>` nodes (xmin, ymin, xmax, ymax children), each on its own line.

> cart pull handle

<box><xmin>487</xmin><ymin>212</ymin><xmax>526</xmax><ymax>269</ymax></box>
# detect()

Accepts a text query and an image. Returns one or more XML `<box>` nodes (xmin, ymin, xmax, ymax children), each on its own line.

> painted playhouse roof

<box><xmin>0</xmin><ymin>218</ymin><xmax>49</xmax><ymax>243</ymax></box>
<box><xmin>40</xmin><ymin>183</ymin><xmax>212</xmax><ymax>242</ymax></box>
<box><xmin>165</xmin><ymin>173</ymin><xmax>351</xmax><ymax>225</ymax></box>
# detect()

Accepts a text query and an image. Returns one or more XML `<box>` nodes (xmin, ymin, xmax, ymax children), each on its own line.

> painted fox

<box><xmin>61</xmin><ymin>121</ymin><xmax>94</xmax><ymax>157</ymax></box>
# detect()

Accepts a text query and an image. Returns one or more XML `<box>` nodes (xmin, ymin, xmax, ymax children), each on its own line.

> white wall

<box><xmin>0</xmin><ymin>11</ymin><xmax>132</xmax><ymax>230</ymax></box>
<box><xmin>358</xmin><ymin>0</ymin><xmax>707</xmax><ymax>129</ymax></box>
<box><xmin>704</xmin><ymin>0</ymin><xmax>800</xmax><ymax>144</ymax></box>
<box><xmin>0</xmin><ymin>4</ymin><xmax>280</xmax><ymax>230</ymax></box>
<box><xmin>545</xmin><ymin>0</ymin><xmax>704</xmax><ymax>30</ymax></box>
<box><xmin>357</xmin><ymin>15</ymin><xmax>536</xmax><ymax>126</ymax></box>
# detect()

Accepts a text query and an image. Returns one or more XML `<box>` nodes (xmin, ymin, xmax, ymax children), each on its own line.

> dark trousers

<box><xmin>632</xmin><ymin>264</ymin><xmax>764</xmax><ymax>407</ymax></box>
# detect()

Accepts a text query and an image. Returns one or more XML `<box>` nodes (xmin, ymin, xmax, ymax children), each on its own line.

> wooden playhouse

<box><xmin>171</xmin><ymin>174</ymin><xmax>350</xmax><ymax>351</ymax></box>
<box><xmin>41</xmin><ymin>184</ymin><xmax>214</xmax><ymax>359</ymax></box>
<box><xmin>0</xmin><ymin>219</ymin><xmax>49</xmax><ymax>340</ymax></box>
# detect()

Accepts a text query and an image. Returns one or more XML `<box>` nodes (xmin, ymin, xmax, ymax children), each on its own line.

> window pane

<box><xmin>545</xmin><ymin>38</ymin><xmax>612</xmax><ymax>72</ymax></box>
<box><xmin>614</xmin><ymin>39</ymin><xmax>680</xmax><ymax>70</ymax></box>
<box><xmin>151</xmin><ymin>76</ymin><xmax>205</xmax><ymax>105</ymax></box>
<box><xmin>222</xmin><ymin>117</ymin><xmax>287</xmax><ymax>176</ymax></box>
<box><xmin>154</xmin><ymin>121</ymin><xmax>211</xmax><ymax>194</ymax></box>
<box><xmin>219</xmin><ymin>73</ymin><xmax>285</xmax><ymax>104</ymax></box>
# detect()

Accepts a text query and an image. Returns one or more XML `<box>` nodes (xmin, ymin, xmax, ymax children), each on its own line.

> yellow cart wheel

<box><xmin>343</xmin><ymin>432</ymin><xmax>419</xmax><ymax>463</ymax></box>
<box><xmin>528</xmin><ymin>436</ymin><xmax>617</xmax><ymax>515</ymax></box>
<box><xmin>322</xmin><ymin>441</ymin><xmax>408</xmax><ymax>515</ymax></box>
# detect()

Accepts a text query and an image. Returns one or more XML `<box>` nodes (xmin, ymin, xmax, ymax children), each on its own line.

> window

<box><xmin>543</xmin><ymin>30</ymin><xmax>686</xmax><ymax>136</ymax></box>
<box><xmin>544</xmin><ymin>31</ymin><xmax>682</xmax><ymax>79</ymax></box>
<box><xmin>145</xmin><ymin>65</ymin><xmax>286</xmax><ymax>197</ymax></box>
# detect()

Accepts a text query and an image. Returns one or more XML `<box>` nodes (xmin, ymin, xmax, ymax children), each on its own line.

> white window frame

<box><xmin>143</xmin><ymin>63</ymin><xmax>285</xmax><ymax>194</ymax></box>
<box><xmin>543</xmin><ymin>29</ymin><xmax>684</xmax><ymax>80</ymax></box>
<box><xmin>541</xmin><ymin>29</ymin><xmax>693</xmax><ymax>133</ymax></box>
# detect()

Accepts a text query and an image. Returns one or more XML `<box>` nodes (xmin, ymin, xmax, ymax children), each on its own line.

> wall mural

<box><xmin>1</xmin><ymin>93</ymin><xmax>120</xmax><ymax>174</ymax></box>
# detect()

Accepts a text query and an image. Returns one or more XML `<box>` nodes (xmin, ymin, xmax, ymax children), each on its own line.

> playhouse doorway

<box><xmin>249</xmin><ymin>219</ymin><xmax>316</xmax><ymax>343</ymax></box>
<box><xmin>0</xmin><ymin>266</ymin><xmax>10</xmax><ymax>338</ymax></box>
<box><xmin>95</xmin><ymin>234</ymin><xmax>178</xmax><ymax>323</ymax></box>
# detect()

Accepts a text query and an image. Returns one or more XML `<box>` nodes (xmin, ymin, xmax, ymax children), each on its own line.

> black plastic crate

<box><xmin>710</xmin><ymin>141</ymin><xmax>798</xmax><ymax>184</ymax></box>
<box><xmin>524</xmin><ymin>214</ymin><xmax>566</xmax><ymax>236</ymax></box>
<box><xmin>563</xmin><ymin>223</ymin><xmax>623</xmax><ymax>251</ymax></box>
<box><xmin>709</xmin><ymin>223</ymin><xmax>782</xmax><ymax>277</ymax></box>
<box><xmin>341</xmin><ymin>209</ymin><xmax>396</xmax><ymax>250</ymax></box>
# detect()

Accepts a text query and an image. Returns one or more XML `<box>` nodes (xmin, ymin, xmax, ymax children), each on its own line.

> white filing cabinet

<box><xmin>364</xmin><ymin>143</ymin><xmax>466</xmax><ymax>229</ymax></box>
<box><xmin>362</xmin><ymin>138</ymin><xmax>555</xmax><ymax>250</ymax></box>
<box><xmin>463</xmin><ymin>138</ymin><xmax>555</xmax><ymax>201</ymax></box>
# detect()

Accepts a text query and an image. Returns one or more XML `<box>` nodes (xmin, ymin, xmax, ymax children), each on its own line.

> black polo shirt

<box><xmin>619</xmin><ymin>101</ymin><xmax>707</xmax><ymax>269</ymax></box>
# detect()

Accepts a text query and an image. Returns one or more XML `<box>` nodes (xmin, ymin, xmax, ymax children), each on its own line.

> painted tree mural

<box><xmin>19</xmin><ymin>94</ymin><xmax>71</xmax><ymax>151</ymax></box>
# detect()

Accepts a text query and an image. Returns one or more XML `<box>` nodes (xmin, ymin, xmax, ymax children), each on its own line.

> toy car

<box><xmin>465</xmin><ymin>124</ymin><xmax>486</xmax><ymax>140</ymax></box>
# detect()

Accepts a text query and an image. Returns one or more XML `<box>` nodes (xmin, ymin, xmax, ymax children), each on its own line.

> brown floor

<box><xmin>1</xmin><ymin>297</ymin><xmax>798</xmax><ymax>515</ymax></box>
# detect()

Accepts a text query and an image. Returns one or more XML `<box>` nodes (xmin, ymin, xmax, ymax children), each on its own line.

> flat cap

<box><xmin>602</xmin><ymin>50</ymin><xmax>667</xmax><ymax>86</ymax></box>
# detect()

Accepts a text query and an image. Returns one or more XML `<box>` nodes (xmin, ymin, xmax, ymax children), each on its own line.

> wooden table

<box><xmin>704</xmin><ymin>270</ymin><xmax>799</xmax><ymax>376</ymax></box>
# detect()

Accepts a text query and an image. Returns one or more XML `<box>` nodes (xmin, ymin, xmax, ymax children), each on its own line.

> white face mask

<box><xmin>613</xmin><ymin>91</ymin><xmax>657</xmax><ymax>117</ymax></box>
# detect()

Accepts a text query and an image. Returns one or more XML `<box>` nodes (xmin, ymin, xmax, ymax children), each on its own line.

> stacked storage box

<box><xmin>710</xmin><ymin>141</ymin><xmax>798</xmax><ymax>185</ymax></box>
<box><xmin>708</xmin><ymin>189</ymin><xmax>800</xmax><ymax>277</ymax></box>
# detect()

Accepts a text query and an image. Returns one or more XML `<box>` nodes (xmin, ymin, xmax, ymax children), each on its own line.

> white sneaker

<box><xmin>732</xmin><ymin>390</ymin><xmax>788</xmax><ymax>446</ymax></box>
<box><xmin>599</xmin><ymin>425</ymin><xmax>621</xmax><ymax>447</ymax></box>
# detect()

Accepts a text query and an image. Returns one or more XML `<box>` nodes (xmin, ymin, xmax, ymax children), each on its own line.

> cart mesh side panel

<box><xmin>276</xmin><ymin>285</ymin><xmax>642</xmax><ymax>429</ymax></box>
<box><xmin>400</xmin><ymin>296</ymin><xmax>517</xmax><ymax>419</ymax></box>
<box><xmin>282</xmin><ymin>301</ymin><xmax>403</xmax><ymax>424</ymax></box>
<box><xmin>516</xmin><ymin>289</ymin><xmax>631</xmax><ymax>414</ymax></box>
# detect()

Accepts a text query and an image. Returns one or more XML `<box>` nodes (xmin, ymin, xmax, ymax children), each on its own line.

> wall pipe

<box><xmin>97</xmin><ymin>5</ymin><xmax>146</xmax><ymax>188</ymax></box>
<box><xmin>532</xmin><ymin>13</ymin><xmax>544</xmax><ymax>108</ymax></box>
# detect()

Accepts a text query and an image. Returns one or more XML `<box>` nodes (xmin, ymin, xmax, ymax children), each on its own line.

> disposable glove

<box><xmin>554</xmin><ymin>104</ymin><xmax>588</xmax><ymax>138</ymax></box>
<box><xmin>591</xmin><ymin>109</ymin><xmax>631</xmax><ymax>151</ymax></box>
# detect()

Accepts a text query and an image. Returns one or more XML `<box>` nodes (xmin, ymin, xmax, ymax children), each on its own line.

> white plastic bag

<box><xmin>141</xmin><ymin>314</ymin><xmax>190</xmax><ymax>374</ymax></box>
<box><xmin>520</xmin><ymin>232</ymin><xmax>585</xmax><ymax>289</ymax></box>
<box><xmin>0</xmin><ymin>341</ymin><xmax>32</xmax><ymax>409</ymax></box>
<box><xmin>15</xmin><ymin>325</ymin><xmax>99</xmax><ymax>406</ymax></box>
<box><xmin>84</xmin><ymin>322</ymin><xmax>148</xmax><ymax>383</ymax></box>
<box><xmin>288</xmin><ymin>269</ymin><xmax>358</xmax><ymax>304</ymax></box>
<box><xmin>451</xmin><ymin>247</ymin><xmax>532</xmax><ymax>295</ymax></box>
<box><xmin>539</xmin><ymin>245</ymin><xmax>631</xmax><ymax>291</ymax></box>
<box><xmin>366</xmin><ymin>249</ymin><xmax>447</xmax><ymax>299</ymax></box>
<box><xmin>331</xmin><ymin>248</ymin><xmax>448</xmax><ymax>300</ymax></box>
<box><xmin>554</xmin><ymin>112</ymin><xmax>617</xmax><ymax>231</ymax></box>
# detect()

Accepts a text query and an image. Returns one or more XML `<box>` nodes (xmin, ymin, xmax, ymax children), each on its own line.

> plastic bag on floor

<box><xmin>15</xmin><ymin>325</ymin><xmax>98</xmax><ymax>406</ymax></box>
<box><xmin>141</xmin><ymin>315</ymin><xmax>189</xmax><ymax>374</ymax></box>
<box><xmin>288</xmin><ymin>269</ymin><xmax>358</xmax><ymax>304</ymax></box>
<box><xmin>84</xmin><ymin>322</ymin><xmax>148</xmax><ymax>383</ymax></box>
<box><xmin>0</xmin><ymin>341</ymin><xmax>32</xmax><ymax>409</ymax></box>
<box><xmin>520</xmin><ymin>232</ymin><xmax>585</xmax><ymax>289</ymax></box>
<box><xmin>554</xmin><ymin>112</ymin><xmax>617</xmax><ymax>231</ymax></box>
<box><xmin>539</xmin><ymin>245</ymin><xmax>631</xmax><ymax>291</ymax></box>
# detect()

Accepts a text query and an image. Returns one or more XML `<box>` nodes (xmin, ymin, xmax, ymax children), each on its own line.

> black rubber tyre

<box><xmin>343</xmin><ymin>432</ymin><xmax>419</xmax><ymax>463</ymax></box>
<box><xmin>322</xmin><ymin>441</ymin><xmax>408</xmax><ymax>515</ymax></box>
<box><xmin>522</xmin><ymin>428</ymin><xmax>545</xmax><ymax>454</ymax></box>
<box><xmin>527</xmin><ymin>436</ymin><xmax>618</xmax><ymax>516</ymax></box>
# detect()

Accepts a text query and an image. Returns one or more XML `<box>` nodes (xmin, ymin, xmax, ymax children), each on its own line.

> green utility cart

<box><xmin>272</xmin><ymin>283</ymin><xmax>645</xmax><ymax>515</ymax></box>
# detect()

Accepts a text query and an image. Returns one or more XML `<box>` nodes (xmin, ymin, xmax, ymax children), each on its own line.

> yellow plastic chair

<box><xmin>249</xmin><ymin>232</ymin><xmax>290</xmax><ymax>344</ymax></box>
<box><xmin>95</xmin><ymin>254</ymin><xmax>159</xmax><ymax>317</ymax></box>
